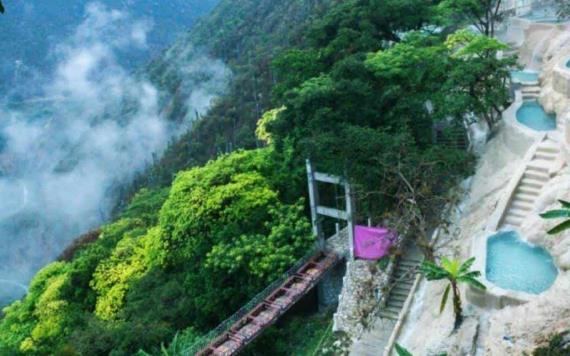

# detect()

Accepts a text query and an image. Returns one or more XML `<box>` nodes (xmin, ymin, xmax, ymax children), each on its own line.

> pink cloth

<box><xmin>353</xmin><ymin>225</ymin><xmax>396</xmax><ymax>260</ymax></box>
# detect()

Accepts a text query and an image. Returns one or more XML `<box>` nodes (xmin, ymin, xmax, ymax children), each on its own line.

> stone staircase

<box><xmin>500</xmin><ymin>135</ymin><xmax>560</xmax><ymax>228</ymax></box>
<box><xmin>379</xmin><ymin>258</ymin><xmax>422</xmax><ymax>320</ymax></box>
<box><xmin>521</xmin><ymin>83</ymin><xmax>541</xmax><ymax>100</ymax></box>
<box><xmin>349</xmin><ymin>254</ymin><xmax>422</xmax><ymax>356</ymax></box>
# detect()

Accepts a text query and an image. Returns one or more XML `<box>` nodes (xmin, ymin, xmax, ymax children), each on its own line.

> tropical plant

<box><xmin>540</xmin><ymin>200</ymin><xmax>570</xmax><ymax>235</ymax></box>
<box><xmin>395</xmin><ymin>343</ymin><xmax>414</xmax><ymax>356</ymax></box>
<box><xmin>420</xmin><ymin>257</ymin><xmax>486</xmax><ymax>330</ymax></box>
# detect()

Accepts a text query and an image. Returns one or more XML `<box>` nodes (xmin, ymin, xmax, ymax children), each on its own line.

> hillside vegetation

<box><xmin>0</xmin><ymin>0</ymin><xmax>516</xmax><ymax>355</ymax></box>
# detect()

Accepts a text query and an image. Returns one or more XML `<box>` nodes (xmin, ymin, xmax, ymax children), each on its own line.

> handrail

<box><xmin>182</xmin><ymin>247</ymin><xmax>335</xmax><ymax>355</ymax></box>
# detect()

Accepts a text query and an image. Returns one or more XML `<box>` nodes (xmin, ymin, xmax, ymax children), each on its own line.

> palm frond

<box><xmin>459</xmin><ymin>270</ymin><xmax>481</xmax><ymax>279</ymax></box>
<box><xmin>395</xmin><ymin>343</ymin><xmax>414</xmax><ymax>356</ymax></box>
<box><xmin>540</xmin><ymin>209</ymin><xmax>570</xmax><ymax>219</ymax></box>
<box><xmin>420</xmin><ymin>261</ymin><xmax>448</xmax><ymax>280</ymax></box>
<box><xmin>559</xmin><ymin>199</ymin><xmax>570</xmax><ymax>208</ymax></box>
<box><xmin>547</xmin><ymin>219</ymin><xmax>570</xmax><ymax>235</ymax></box>
<box><xmin>458</xmin><ymin>276</ymin><xmax>486</xmax><ymax>290</ymax></box>
<box><xmin>459</xmin><ymin>257</ymin><xmax>476</xmax><ymax>274</ymax></box>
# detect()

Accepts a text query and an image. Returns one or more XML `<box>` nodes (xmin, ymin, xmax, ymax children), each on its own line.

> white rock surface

<box><xmin>398</xmin><ymin>20</ymin><xmax>570</xmax><ymax>355</ymax></box>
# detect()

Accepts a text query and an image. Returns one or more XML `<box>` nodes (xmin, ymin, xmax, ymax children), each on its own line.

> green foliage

<box><xmin>0</xmin><ymin>0</ymin><xmax>520</xmax><ymax>354</ymax></box>
<box><xmin>421</xmin><ymin>257</ymin><xmax>485</xmax><ymax>329</ymax></box>
<box><xmin>240</xmin><ymin>311</ymin><xmax>334</xmax><ymax>356</ymax></box>
<box><xmin>0</xmin><ymin>1</ymin><xmax>4</xmax><ymax>14</ymax></box>
<box><xmin>395</xmin><ymin>343</ymin><xmax>414</xmax><ymax>356</ymax></box>
<box><xmin>540</xmin><ymin>200</ymin><xmax>570</xmax><ymax>235</ymax></box>
<box><xmin>438</xmin><ymin>0</ymin><xmax>504</xmax><ymax>36</ymax></box>
<box><xmin>0</xmin><ymin>217</ymin><xmax>146</xmax><ymax>354</ymax></box>
<box><xmin>0</xmin><ymin>148</ymin><xmax>312</xmax><ymax>355</ymax></box>
<box><xmin>120</xmin><ymin>188</ymin><xmax>170</xmax><ymax>225</ymax></box>
<box><xmin>556</xmin><ymin>0</ymin><xmax>570</xmax><ymax>20</ymax></box>
<box><xmin>256</xmin><ymin>107</ymin><xmax>286</xmax><ymax>144</ymax></box>
<box><xmin>533</xmin><ymin>331</ymin><xmax>570</xmax><ymax>356</ymax></box>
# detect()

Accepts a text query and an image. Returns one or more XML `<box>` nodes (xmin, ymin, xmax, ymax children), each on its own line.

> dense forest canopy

<box><xmin>0</xmin><ymin>0</ymin><xmax>517</xmax><ymax>354</ymax></box>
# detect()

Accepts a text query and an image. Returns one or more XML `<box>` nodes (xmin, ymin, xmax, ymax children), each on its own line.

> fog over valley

<box><xmin>0</xmin><ymin>1</ymin><xmax>227</xmax><ymax>305</ymax></box>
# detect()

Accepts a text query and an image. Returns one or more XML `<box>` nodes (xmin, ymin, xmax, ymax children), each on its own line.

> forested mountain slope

<box><xmin>0</xmin><ymin>0</ymin><xmax>516</xmax><ymax>355</ymax></box>
<box><xmin>129</xmin><ymin>0</ymin><xmax>337</xmax><ymax>191</ymax></box>
<box><xmin>0</xmin><ymin>1</ymin><xmax>336</xmax><ymax>355</ymax></box>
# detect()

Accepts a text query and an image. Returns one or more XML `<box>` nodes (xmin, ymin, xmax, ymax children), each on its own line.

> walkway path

<box><xmin>500</xmin><ymin>134</ymin><xmax>560</xmax><ymax>228</ymax></box>
<box><xmin>349</xmin><ymin>245</ymin><xmax>422</xmax><ymax>356</ymax></box>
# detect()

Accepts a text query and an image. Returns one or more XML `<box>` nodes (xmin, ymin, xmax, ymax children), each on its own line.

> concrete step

<box><xmin>503</xmin><ymin>216</ymin><xmax>523</xmax><ymax>227</ymax></box>
<box><xmin>533</xmin><ymin>153</ymin><xmax>557</xmax><ymax>162</ymax></box>
<box><xmin>519</xmin><ymin>177</ymin><xmax>543</xmax><ymax>189</ymax></box>
<box><xmin>522</xmin><ymin>172</ymin><xmax>548</xmax><ymax>183</ymax></box>
<box><xmin>390</xmin><ymin>289</ymin><xmax>410</xmax><ymax>299</ymax></box>
<box><xmin>511</xmin><ymin>201</ymin><xmax>533</xmax><ymax>211</ymax></box>
<box><xmin>386</xmin><ymin>298</ymin><xmax>405</xmax><ymax>309</ymax></box>
<box><xmin>517</xmin><ymin>184</ymin><xmax>542</xmax><ymax>195</ymax></box>
<box><xmin>394</xmin><ymin>271</ymin><xmax>415</xmax><ymax>279</ymax></box>
<box><xmin>392</xmin><ymin>283</ymin><xmax>413</xmax><ymax>291</ymax></box>
<box><xmin>521</xmin><ymin>175</ymin><xmax>547</xmax><ymax>186</ymax></box>
<box><xmin>507</xmin><ymin>209</ymin><xmax>527</xmax><ymax>219</ymax></box>
<box><xmin>526</xmin><ymin>164</ymin><xmax>550</xmax><ymax>174</ymax></box>
<box><xmin>399</xmin><ymin>260</ymin><xmax>421</xmax><ymax>267</ymax></box>
<box><xmin>384</xmin><ymin>305</ymin><xmax>403</xmax><ymax>315</ymax></box>
<box><xmin>379</xmin><ymin>311</ymin><xmax>399</xmax><ymax>321</ymax></box>
<box><xmin>515</xmin><ymin>192</ymin><xmax>539</xmax><ymax>203</ymax></box>
<box><xmin>388</xmin><ymin>295</ymin><xmax>407</xmax><ymax>304</ymax></box>
<box><xmin>536</xmin><ymin>145</ymin><xmax>560</xmax><ymax>154</ymax></box>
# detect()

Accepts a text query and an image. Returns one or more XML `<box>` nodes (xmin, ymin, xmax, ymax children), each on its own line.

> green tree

<box><xmin>439</xmin><ymin>0</ymin><xmax>504</xmax><ymax>37</ymax></box>
<box><xmin>540</xmin><ymin>200</ymin><xmax>570</xmax><ymax>235</ymax></box>
<box><xmin>420</xmin><ymin>257</ymin><xmax>486</xmax><ymax>330</ymax></box>
<box><xmin>556</xmin><ymin>0</ymin><xmax>570</xmax><ymax>20</ymax></box>
<box><xmin>0</xmin><ymin>1</ymin><xmax>4</xmax><ymax>14</ymax></box>
<box><xmin>438</xmin><ymin>30</ymin><xmax>514</xmax><ymax>130</ymax></box>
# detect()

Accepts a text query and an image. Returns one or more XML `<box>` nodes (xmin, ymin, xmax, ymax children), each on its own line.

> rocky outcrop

<box><xmin>333</xmin><ymin>259</ymin><xmax>393</xmax><ymax>339</ymax></box>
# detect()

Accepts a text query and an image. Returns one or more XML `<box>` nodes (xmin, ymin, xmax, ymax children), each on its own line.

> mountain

<box><xmin>0</xmin><ymin>0</ymin><xmax>219</xmax><ymax>96</ymax></box>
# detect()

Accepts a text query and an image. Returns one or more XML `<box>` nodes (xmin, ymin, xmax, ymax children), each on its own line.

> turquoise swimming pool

<box><xmin>486</xmin><ymin>231</ymin><xmax>558</xmax><ymax>295</ymax></box>
<box><xmin>516</xmin><ymin>101</ymin><xmax>556</xmax><ymax>131</ymax></box>
<box><xmin>511</xmin><ymin>70</ymin><xmax>539</xmax><ymax>84</ymax></box>
<box><xmin>566</xmin><ymin>59</ymin><xmax>570</xmax><ymax>69</ymax></box>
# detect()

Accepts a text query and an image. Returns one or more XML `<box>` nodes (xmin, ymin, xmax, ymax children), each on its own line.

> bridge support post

<box><xmin>317</xmin><ymin>261</ymin><xmax>346</xmax><ymax>311</ymax></box>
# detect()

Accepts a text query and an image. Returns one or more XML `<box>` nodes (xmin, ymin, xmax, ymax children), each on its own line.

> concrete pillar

<box><xmin>317</xmin><ymin>261</ymin><xmax>346</xmax><ymax>311</ymax></box>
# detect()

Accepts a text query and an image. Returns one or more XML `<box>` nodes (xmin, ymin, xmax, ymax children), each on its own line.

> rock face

<box><xmin>333</xmin><ymin>259</ymin><xmax>392</xmax><ymax>339</ymax></box>
<box><xmin>398</xmin><ymin>20</ymin><xmax>570</xmax><ymax>355</ymax></box>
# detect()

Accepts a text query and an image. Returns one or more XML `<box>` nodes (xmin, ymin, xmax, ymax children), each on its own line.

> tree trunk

<box><xmin>451</xmin><ymin>281</ymin><xmax>463</xmax><ymax>331</ymax></box>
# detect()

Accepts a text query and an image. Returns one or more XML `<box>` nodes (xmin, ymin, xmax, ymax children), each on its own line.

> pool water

<box><xmin>511</xmin><ymin>70</ymin><xmax>539</xmax><ymax>83</ymax></box>
<box><xmin>566</xmin><ymin>59</ymin><xmax>570</xmax><ymax>69</ymax></box>
<box><xmin>516</xmin><ymin>101</ymin><xmax>556</xmax><ymax>131</ymax></box>
<box><xmin>486</xmin><ymin>231</ymin><xmax>558</xmax><ymax>294</ymax></box>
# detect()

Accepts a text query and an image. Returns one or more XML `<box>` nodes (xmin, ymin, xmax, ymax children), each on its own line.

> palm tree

<box><xmin>540</xmin><ymin>200</ymin><xmax>570</xmax><ymax>235</ymax></box>
<box><xmin>420</xmin><ymin>257</ymin><xmax>486</xmax><ymax>330</ymax></box>
<box><xmin>0</xmin><ymin>1</ymin><xmax>4</xmax><ymax>14</ymax></box>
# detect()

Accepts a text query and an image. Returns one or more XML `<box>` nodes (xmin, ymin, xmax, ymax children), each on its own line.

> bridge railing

<box><xmin>182</xmin><ymin>246</ymin><xmax>333</xmax><ymax>355</ymax></box>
